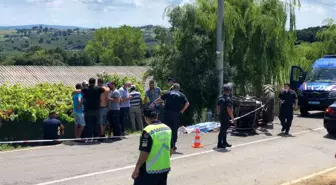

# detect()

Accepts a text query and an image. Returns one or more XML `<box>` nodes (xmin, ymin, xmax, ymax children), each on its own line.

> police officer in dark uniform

<box><xmin>216</xmin><ymin>84</ymin><xmax>234</xmax><ymax>149</ymax></box>
<box><xmin>278</xmin><ymin>83</ymin><xmax>298</xmax><ymax>135</ymax></box>
<box><xmin>151</xmin><ymin>83</ymin><xmax>190</xmax><ymax>152</ymax></box>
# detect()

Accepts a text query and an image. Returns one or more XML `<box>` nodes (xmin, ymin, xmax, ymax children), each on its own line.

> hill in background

<box><xmin>0</xmin><ymin>24</ymin><xmax>156</xmax><ymax>56</ymax></box>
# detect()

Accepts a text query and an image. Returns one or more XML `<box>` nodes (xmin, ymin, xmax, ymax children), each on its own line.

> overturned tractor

<box><xmin>231</xmin><ymin>84</ymin><xmax>275</xmax><ymax>135</ymax></box>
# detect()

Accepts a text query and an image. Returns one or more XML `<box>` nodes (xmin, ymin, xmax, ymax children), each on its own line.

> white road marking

<box><xmin>34</xmin><ymin>127</ymin><xmax>325</xmax><ymax>185</ymax></box>
<box><xmin>280</xmin><ymin>165</ymin><xmax>336</xmax><ymax>185</ymax></box>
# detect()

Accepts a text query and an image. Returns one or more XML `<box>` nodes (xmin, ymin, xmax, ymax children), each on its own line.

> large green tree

<box><xmin>149</xmin><ymin>0</ymin><xmax>302</xmax><ymax>123</ymax></box>
<box><xmin>85</xmin><ymin>25</ymin><xmax>147</xmax><ymax>66</ymax></box>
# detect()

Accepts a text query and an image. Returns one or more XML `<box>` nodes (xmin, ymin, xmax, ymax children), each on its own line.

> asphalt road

<box><xmin>0</xmin><ymin>112</ymin><xmax>335</xmax><ymax>185</ymax></box>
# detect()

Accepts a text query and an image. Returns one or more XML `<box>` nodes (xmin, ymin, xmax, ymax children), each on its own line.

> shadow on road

<box><xmin>277</xmin><ymin>133</ymin><xmax>295</xmax><ymax>137</ymax></box>
<box><xmin>212</xmin><ymin>147</ymin><xmax>230</xmax><ymax>153</ymax></box>
<box><xmin>297</xmin><ymin>111</ymin><xmax>324</xmax><ymax>119</ymax></box>
<box><xmin>62</xmin><ymin>141</ymin><xmax>102</xmax><ymax>146</ymax></box>
<box><xmin>323</xmin><ymin>134</ymin><xmax>336</xmax><ymax>140</ymax></box>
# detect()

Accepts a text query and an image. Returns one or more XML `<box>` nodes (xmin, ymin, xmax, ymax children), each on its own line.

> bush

<box><xmin>0</xmin><ymin>74</ymin><xmax>145</xmax><ymax>140</ymax></box>
<box><xmin>97</xmin><ymin>73</ymin><xmax>145</xmax><ymax>96</ymax></box>
<box><xmin>0</xmin><ymin>83</ymin><xmax>73</xmax><ymax>123</ymax></box>
<box><xmin>0</xmin><ymin>74</ymin><xmax>145</xmax><ymax>123</ymax></box>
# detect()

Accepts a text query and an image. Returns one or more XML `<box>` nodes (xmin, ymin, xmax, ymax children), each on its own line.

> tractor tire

<box><xmin>261</xmin><ymin>84</ymin><xmax>275</xmax><ymax>124</ymax></box>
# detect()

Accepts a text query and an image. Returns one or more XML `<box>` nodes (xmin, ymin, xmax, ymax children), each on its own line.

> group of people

<box><xmin>68</xmin><ymin>76</ymin><xmax>190</xmax><ymax>149</ymax></box>
<box><xmin>71</xmin><ymin>78</ymin><xmax>137</xmax><ymax>140</ymax></box>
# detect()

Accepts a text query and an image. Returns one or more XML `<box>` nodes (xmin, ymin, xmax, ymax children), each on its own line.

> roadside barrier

<box><xmin>0</xmin><ymin>105</ymin><xmax>266</xmax><ymax>145</ymax></box>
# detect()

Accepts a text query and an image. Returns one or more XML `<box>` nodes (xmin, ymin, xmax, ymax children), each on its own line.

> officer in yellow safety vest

<box><xmin>132</xmin><ymin>108</ymin><xmax>174</xmax><ymax>185</ymax></box>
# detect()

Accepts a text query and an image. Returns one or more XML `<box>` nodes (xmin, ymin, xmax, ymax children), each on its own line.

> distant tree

<box><xmin>85</xmin><ymin>25</ymin><xmax>146</xmax><ymax>65</ymax></box>
<box><xmin>62</xmin><ymin>31</ymin><xmax>67</xmax><ymax>36</ymax></box>
<box><xmin>39</xmin><ymin>25</ymin><xmax>43</xmax><ymax>30</ymax></box>
<box><xmin>64</xmin><ymin>37</ymin><xmax>68</xmax><ymax>41</ymax></box>
<box><xmin>4</xmin><ymin>34</ymin><xmax>9</xmax><ymax>38</ymax></box>
<box><xmin>43</xmin><ymin>27</ymin><xmax>49</xmax><ymax>33</ymax></box>
<box><xmin>67</xmin><ymin>40</ymin><xmax>74</xmax><ymax>45</ymax></box>
<box><xmin>38</xmin><ymin>38</ymin><xmax>44</xmax><ymax>43</ymax></box>
<box><xmin>46</xmin><ymin>40</ymin><xmax>51</xmax><ymax>44</ymax></box>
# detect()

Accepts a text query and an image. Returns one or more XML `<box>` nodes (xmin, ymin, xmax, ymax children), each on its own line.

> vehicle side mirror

<box><xmin>299</xmin><ymin>76</ymin><xmax>305</xmax><ymax>82</ymax></box>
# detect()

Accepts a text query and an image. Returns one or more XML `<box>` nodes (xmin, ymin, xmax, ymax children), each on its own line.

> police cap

<box><xmin>143</xmin><ymin>108</ymin><xmax>158</xmax><ymax>118</ymax></box>
<box><xmin>222</xmin><ymin>84</ymin><xmax>232</xmax><ymax>91</ymax></box>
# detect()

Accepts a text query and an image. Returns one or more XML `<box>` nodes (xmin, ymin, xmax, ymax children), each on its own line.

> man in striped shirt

<box><xmin>129</xmin><ymin>85</ymin><xmax>143</xmax><ymax>131</ymax></box>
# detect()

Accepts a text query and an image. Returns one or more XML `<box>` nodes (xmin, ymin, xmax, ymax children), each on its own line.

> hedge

<box><xmin>0</xmin><ymin>74</ymin><xmax>145</xmax><ymax>141</ymax></box>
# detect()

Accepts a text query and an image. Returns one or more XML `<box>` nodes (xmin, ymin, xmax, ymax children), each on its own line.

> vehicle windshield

<box><xmin>305</xmin><ymin>68</ymin><xmax>336</xmax><ymax>82</ymax></box>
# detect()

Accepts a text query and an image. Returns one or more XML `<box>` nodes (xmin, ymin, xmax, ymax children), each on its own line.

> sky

<box><xmin>0</xmin><ymin>0</ymin><xmax>335</xmax><ymax>29</ymax></box>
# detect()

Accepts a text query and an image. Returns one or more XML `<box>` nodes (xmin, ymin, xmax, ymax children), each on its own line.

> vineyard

<box><xmin>0</xmin><ymin>74</ymin><xmax>145</xmax><ymax>141</ymax></box>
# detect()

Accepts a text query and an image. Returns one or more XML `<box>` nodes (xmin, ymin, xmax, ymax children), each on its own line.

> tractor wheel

<box><xmin>261</xmin><ymin>84</ymin><xmax>275</xmax><ymax>124</ymax></box>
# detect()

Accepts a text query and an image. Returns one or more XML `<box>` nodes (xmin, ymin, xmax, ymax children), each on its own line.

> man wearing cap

<box><xmin>216</xmin><ymin>84</ymin><xmax>234</xmax><ymax>149</ymax></box>
<box><xmin>152</xmin><ymin>83</ymin><xmax>189</xmax><ymax>152</ymax></box>
<box><xmin>132</xmin><ymin>108</ymin><xmax>173</xmax><ymax>185</ymax></box>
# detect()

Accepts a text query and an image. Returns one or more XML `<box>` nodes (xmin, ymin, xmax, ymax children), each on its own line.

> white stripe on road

<box><xmin>35</xmin><ymin>127</ymin><xmax>324</xmax><ymax>185</ymax></box>
<box><xmin>280</xmin><ymin>165</ymin><xmax>336</xmax><ymax>185</ymax></box>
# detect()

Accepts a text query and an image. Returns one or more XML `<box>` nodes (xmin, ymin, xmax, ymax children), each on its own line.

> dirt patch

<box><xmin>293</xmin><ymin>170</ymin><xmax>336</xmax><ymax>185</ymax></box>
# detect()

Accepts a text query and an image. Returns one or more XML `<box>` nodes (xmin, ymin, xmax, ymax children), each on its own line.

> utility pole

<box><xmin>216</xmin><ymin>0</ymin><xmax>224</xmax><ymax>95</ymax></box>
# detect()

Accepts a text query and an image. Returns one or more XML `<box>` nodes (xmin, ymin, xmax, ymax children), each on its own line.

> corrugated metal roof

<box><xmin>0</xmin><ymin>66</ymin><xmax>149</xmax><ymax>87</ymax></box>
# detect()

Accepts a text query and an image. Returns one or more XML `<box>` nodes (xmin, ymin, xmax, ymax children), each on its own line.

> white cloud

<box><xmin>0</xmin><ymin>0</ymin><xmax>334</xmax><ymax>29</ymax></box>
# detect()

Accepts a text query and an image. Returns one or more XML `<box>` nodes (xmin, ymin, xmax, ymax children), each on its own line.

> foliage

<box><xmin>293</xmin><ymin>19</ymin><xmax>336</xmax><ymax>71</ymax></box>
<box><xmin>148</xmin><ymin>0</ymin><xmax>305</xmax><ymax>123</ymax></box>
<box><xmin>0</xmin><ymin>74</ymin><xmax>145</xmax><ymax>124</ymax></box>
<box><xmin>0</xmin><ymin>46</ymin><xmax>94</xmax><ymax>66</ymax></box>
<box><xmin>97</xmin><ymin>72</ymin><xmax>145</xmax><ymax>96</ymax></box>
<box><xmin>85</xmin><ymin>26</ymin><xmax>147</xmax><ymax>66</ymax></box>
<box><xmin>0</xmin><ymin>83</ymin><xmax>73</xmax><ymax>123</ymax></box>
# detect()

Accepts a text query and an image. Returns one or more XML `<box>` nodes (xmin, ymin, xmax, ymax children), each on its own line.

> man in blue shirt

<box><xmin>119</xmin><ymin>81</ymin><xmax>132</xmax><ymax>136</ymax></box>
<box><xmin>72</xmin><ymin>83</ymin><xmax>85</xmax><ymax>138</ymax></box>
<box><xmin>43</xmin><ymin>111</ymin><xmax>64</xmax><ymax>145</ymax></box>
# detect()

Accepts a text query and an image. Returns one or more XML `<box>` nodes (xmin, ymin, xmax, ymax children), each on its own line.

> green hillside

<box><xmin>0</xmin><ymin>25</ymin><xmax>156</xmax><ymax>56</ymax></box>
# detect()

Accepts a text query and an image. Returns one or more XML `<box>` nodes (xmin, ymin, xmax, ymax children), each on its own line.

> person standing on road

<box><xmin>132</xmin><ymin>108</ymin><xmax>173</xmax><ymax>185</ymax></box>
<box><xmin>119</xmin><ymin>81</ymin><xmax>132</xmax><ymax>136</ymax></box>
<box><xmin>279</xmin><ymin>83</ymin><xmax>298</xmax><ymax>135</ymax></box>
<box><xmin>216</xmin><ymin>84</ymin><xmax>234</xmax><ymax>149</ymax></box>
<box><xmin>144</xmin><ymin>80</ymin><xmax>163</xmax><ymax>120</ymax></box>
<box><xmin>151</xmin><ymin>83</ymin><xmax>189</xmax><ymax>152</ymax></box>
<box><xmin>81</xmin><ymin>78</ymin><xmax>105</xmax><ymax>139</ymax></box>
<box><xmin>98</xmin><ymin>78</ymin><xmax>110</xmax><ymax>138</ymax></box>
<box><xmin>72</xmin><ymin>83</ymin><xmax>85</xmax><ymax>138</ymax></box>
<box><xmin>129</xmin><ymin>85</ymin><xmax>144</xmax><ymax>131</ymax></box>
<box><xmin>107</xmin><ymin>82</ymin><xmax>122</xmax><ymax>139</ymax></box>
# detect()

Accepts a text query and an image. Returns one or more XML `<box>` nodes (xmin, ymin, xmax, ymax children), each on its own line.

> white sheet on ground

<box><xmin>178</xmin><ymin>122</ymin><xmax>221</xmax><ymax>134</ymax></box>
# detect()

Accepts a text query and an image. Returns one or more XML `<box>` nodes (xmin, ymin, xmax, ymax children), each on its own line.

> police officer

<box><xmin>216</xmin><ymin>84</ymin><xmax>234</xmax><ymax>149</ymax></box>
<box><xmin>151</xmin><ymin>83</ymin><xmax>189</xmax><ymax>152</ymax></box>
<box><xmin>278</xmin><ymin>83</ymin><xmax>298</xmax><ymax>135</ymax></box>
<box><xmin>132</xmin><ymin>108</ymin><xmax>173</xmax><ymax>185</ymax></box>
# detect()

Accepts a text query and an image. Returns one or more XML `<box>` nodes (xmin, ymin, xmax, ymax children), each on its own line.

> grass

<box><xmin>0</xmin><ymin>144</ymin><xmax>24</xmax><ymax>151</ymax></box>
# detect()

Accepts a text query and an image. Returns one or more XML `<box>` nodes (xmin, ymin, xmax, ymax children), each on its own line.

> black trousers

<box><xmin>164</xmin><ymin>111</ymin><xmax>179</xmax><ymax>148</ymax></box>
<box><xmin>83</xmin><ymin>110</ymin><xmax>99</xmax><ymax>138</ymax></box>
<box><xmin>120</xmin><ymin>107</ymin><xmax>130</xmax><ymax>133</ymax></box>
<box><xmin>279</xmin><ymin>108</ymin><xmax>293</xmax><ymax>133</ymax></box>
<box><xmin>107</xmin><ymin>110</ymin><xmax>122</xmax><ymax>136</ymax></box>
<box><xmin>218</xmin><ymin>118</ymin><xmax>229</xmax><ymax>144</ymax></box>
<box><xmin>134</xmin><ymin>172</ymin><xmax>168</xmax><ymax>185</ymax></box>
